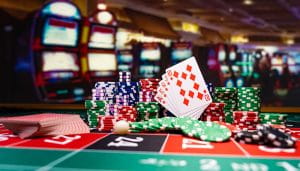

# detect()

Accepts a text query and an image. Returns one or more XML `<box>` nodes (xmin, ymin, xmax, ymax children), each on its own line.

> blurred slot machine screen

<box><xmin>42</xmin><ymin>18</ymin><xmax>78</xmax><ymax>47</ymax></box>
<box><xmin>117</xmin><ymin>51</ymin><xmax>133</xmax><ymax>71</ymax></box>
<box><xmin>88</xmin><ymin>53</ymin><xmax>117</xmax><ymax>76</ymax></box>
<box><xmin>171</xmin><ymin>43</ymin><xmax>192</xmax><ymax>63</ymax></box>
<box><xmin>139</xmin><ymin>44</ymin><xmax>161</xmax><ymax>77</ymax></box>
<box><xmin>88</xmin><ymin>25</ymin><xmax>115</xmax><ymax>49</ymax></box>
<box><xmin>42</xmin><ymin>51</ymin><xmax>79</xmax><ymax>79</ymax></box>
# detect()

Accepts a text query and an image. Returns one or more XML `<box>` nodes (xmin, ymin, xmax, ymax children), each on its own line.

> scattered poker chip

<box><xmin>256</xmin><ymin>124</ymin><xmax>296</xmax><ymax>148</ymax></box>
<box><xmin>237</xmin><ymin>87</ymin><xmax>261</xmax><ymax>112</ymax></box>
<box><xmin>200</xmin><ymin>121</ymin><xmax>231</xmax><ymax>142</ymax></box>
<box><xmin>234</xmin><ymin>130</ymin><xmax>265</xmax><ymax>144</ymax></box>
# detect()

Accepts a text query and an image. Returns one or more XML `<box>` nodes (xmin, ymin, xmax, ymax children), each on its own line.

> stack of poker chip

<box><xmin>94</xmin><ymin>82</ymin><xmax>116</xmax><ymax>104</ymax></box>
<box><xmin>200</xmin><ymin>103</ymin><xmax>225</xmax><ymax>122</ymax></box>
<box><xmin>139</xmin><ymin>78</ymin><xmax>160</xmax><ymax>102</ymax></box>
<box><xmin>136</xmin><ymin>102</ymin><xmax>160</xmax><ymax>121</ymax></box>
<box><xmin>117</xmin><ymin>82</ymin><xmax>139</xmax><ymax>106</ymax></box>
<box><xmin>285</xmin><ymin>115</ymin><xmax>300</xmax><ymax>128</ymax></box>
<box><xmin>84</xmin><ymin>100</ymin><xmax>107</xmax><ymax>129</ymax></box>
<box><xmin>213</xmin><ymin>87</ymin><xmax>237</xmax><ymax>123</ymax></box>
<box><xmin>98</xmin><ymin>115</ymin><xmax>117</xmax><ymax>132</ymax></box>
<box><xmin>91</xmin><ymin>88</ymin><xmax>106</xmax><ymax>100</ymax></box>
<box><xmin>259</xmin><ymin>113</ymin><xmax>287</xmax><ymax>125</ymax></box>
<box><xmin>115</xmin><ymin>94</ymin><xmax>129</xmax><ymax>106</ymax></box>
<box><xmin>232</xmin><ymin>111</ymin><xmax>259</xmax><ymax>131</ymax></box>
<box><xmin>118</xmin><ymin>71</ymin><xmax>131</xmax><ymax>82</ymax></box>
<box><xmin>235</xmin><ymin>124</ymin><xmax>296</xmax><ymax>148</ymax></box>
<box><xmin>237</xmin><ymin>87</ymin><xmax>261</xmax><ymax>112</ymax></box>
<box><xmin>117</xmin><ymin>106</ymin><xmax>137</xmax><ymax>122</ymax></box>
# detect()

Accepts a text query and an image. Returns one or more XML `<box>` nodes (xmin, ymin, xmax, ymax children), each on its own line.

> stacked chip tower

<box><xmin>233</xmin><ymin>111</ymin><xmax>259</xmax><ymax>131</ymax></box>
<box><xmin>259</xmin><ymin>113</ymin><xmax>287</xmax><ymax>125</ymax></box>
<box><xmin>213</xmin><ymin>87</ymin><xmax>237</xmax><ymax>123</ymax></box>
<box><xmin>85</xmin><ymin>100</ymin><xmax>107</xmax><ymax>129</ymax></box>
<box><xmin>201</xmin><ymin>102</ymin><xmax>226</xmax><ymax>122</ymax></box>
<box><xmin>237</xmin><ymin>87</ymin><xmax>261</xmax><ymax>112</ymax></box>
<box><xmin>136</xmin><ymin>102</ymin><xmax>160</xmax><ymax>121</ymax></box>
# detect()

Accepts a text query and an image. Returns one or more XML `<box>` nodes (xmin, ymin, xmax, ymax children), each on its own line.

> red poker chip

<box><xmin>208</xmin><ymin>103</ymin><xmax>226</xmax><ymax>108</ymax></box>
<box><xmin>233</xmin><ymin>111</ymin><xmax>258</xmax><ymax>117</ymax></box>
<box><xmin>233</xmin><ymin>120</ymin><xmax>258</xmax><ymax>125</ymax></box>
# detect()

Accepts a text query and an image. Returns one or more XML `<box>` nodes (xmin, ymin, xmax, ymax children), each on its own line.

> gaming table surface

<box><xmin>1</xmin><ymin>122</ymin><xmax>300</xmax><ymax>171</ymax></box>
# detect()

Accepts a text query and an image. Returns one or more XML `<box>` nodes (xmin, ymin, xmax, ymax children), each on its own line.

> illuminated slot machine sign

<box><xmin>171</xmin><ymin>42</ymin><xmax>192</xmax><ymax>64</ymax></box>
<box><xmin>117</xmin><ymin>50</ymin><xmax>133</xmax><ymax>72</ymax></box>
<box><xmin>83</xmin><ymin>8</ymin><xmax>117</xmax><ymax>81</ymax></box>
<box><xmin>32</xmin><ymin>1</ymin><xmax>86</xmax><ymax>102</ymax></box>
<box><xmin>139</xmin><ymin>43</ymin><xmax>161</xmax><ymax>78</ymax></box>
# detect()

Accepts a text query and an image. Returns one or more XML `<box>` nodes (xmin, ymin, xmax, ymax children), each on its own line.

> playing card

<box><xmin>162</xmin><ymin>73</ymin><xmax>205</xmax><ymax>118</ymax></box>
<box><xmin>164</xmin><ymin>57</ymin><xmax>212</xmax><ymax>117</ymax></box>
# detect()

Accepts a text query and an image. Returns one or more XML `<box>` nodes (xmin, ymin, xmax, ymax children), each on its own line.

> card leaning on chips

<box><xmin>0</xmin><ymin>113</ymin><xmax>90</xmax><ymax>139</ymax></box>
<box><xmin>155</xmin><ymin>57</ymin><xmax>212</xmax><ymax>119</ymax></box>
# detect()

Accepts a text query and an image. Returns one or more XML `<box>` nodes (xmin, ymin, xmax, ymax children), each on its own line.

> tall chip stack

<box><xmin>200</xmin><ymin>103</ymin><xmax>225</xmax><ymax>122</ymax></box>
<box><xmin>136</xmin><ymin>102</ymin><xmax>160</xmax><ymax>121</ymax></box>
<box><xmin>98</xmin><ymin>115</ymin><xmax>117</xmax><ymax>131</ymax></box>
<box><xmin>237</xmin><ymin>87</ymin><xmax>261</xmax><ymax>112</ymax></box>
<box><xmin>139</xmin><ymin>78</ymin><xmax>160</xmax><ymax>102</ymax></box>
<box><xmin>84</xmin><ymin>100</ymin><xmax>107</xmax><ymax>129</ymax></box>
<box><xmin>117</xmin><ymin>106</ymin><xmax>137</xmax><ymax>122</ymax></box>
<box><xmin>259</xmin><ymin>113</ymin><xmax>287</xmax><ymax>125</ymax></box>
<box><xmin>233</xmin><ymin>111</ymin><xmax>259</xmax><ymax>131</ymax></box>
<box><xmin>117</xmin><ymin>82</ymin><xmax>139</xmax><ymax>106</ymax></box>
<box><xmin>213</xmin><ymin>87</ymin><xmax>237</xmax><ymax>123</ymax></box>
<box><xmin>94</xmin><ymin>82</ymin><xmax>116</xmax><ymax>115</ymax></box>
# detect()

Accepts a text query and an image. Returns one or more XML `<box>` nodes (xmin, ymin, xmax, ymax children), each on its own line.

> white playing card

<box><xmin>165</xmin><ymin>57</ymin><xmax>212</xmax><ymax>117</ymax></box>
<box><xmin>162</xmin><ymin>73</ymin><xmax>205</xmax><ymax>118</ymax></box>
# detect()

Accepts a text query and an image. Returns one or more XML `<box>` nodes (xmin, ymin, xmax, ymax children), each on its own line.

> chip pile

<box><xmin>200</xmin><ymin>103</ymin><xmax>226</xmax><ymax>122</ymax></box>
<box><xmin>237</xmin><ymin>87</ymin><xmax>261</xmax><ymax>112</ymax></box>
<box><xmin>136</xmin><ymin>102</ymin><xmax>160</xmax><ymax>121</ymax></box>
<box><xmin>85</xmin><ymin>100</ymin><xmax>107</xmax><ymax>129</ymax></box>
<box><xmin>119</xmin><ymin>71</ymin><xmax>131</xmax><ymax>82</ymax></box>
<box><xmin>233</xmin><ymin>111</ymin><xmax>258</xmax><ymax>131</ymax></box>
<box><xmin>213</xmin><ymin>87</ymin><xmax>237</xmax><ymax>123</ymax></box>
<box><xmin>129</xmin><ymin>117</ymin><xmax>232</xmax><ymax>142</ymax></box>
<box><xmin>235</xmin><ymin>124</ymin><xmax>296</xmax><ymax>148</ymax></box>
<box><xmin>259</xmin><ymin>113</ymin><xmax>287</xmax><ymax>125</ymax></box>
<box><xmin>97</xmin><ymin>106</ymin><xmax>138</xmax><ymax>131</ymax></box>
<box><xmin>98</xmin><ymin>115</ymin><xmax>117</xmax><ymax>131</ymax></box>
<box><xmin>139</xmin><ymin>78</ymin><xmax>160</xmax><ymax>102</ymax></box>
<box><xmin>117</xmin><ymin>106</ymin><xmax>137</xmax><ymax>122</ymax></box>
<box><xmin>285</xmin><ymin>115</ymin><xmax>300</xmax><ymax>128</ymax></box>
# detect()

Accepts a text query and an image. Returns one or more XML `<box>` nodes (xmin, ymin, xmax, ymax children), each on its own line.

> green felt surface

<box><xmin>0</xmin><ymin>147</ymin><xmax>299</xmax><ymax>171</ymax></box>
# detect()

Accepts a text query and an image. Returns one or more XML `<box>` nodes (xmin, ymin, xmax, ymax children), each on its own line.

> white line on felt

<box><xmin>159</xmin><ymin>133</ymin><xmax>169</xmax><ymax>153</ymax></box>
<box><xmin>36</xmin><ymin>134</ymin><xmax>110</xmax><ymax>171</ymax></box>
<box><xmin>231</xmin><ymin>138</ymin><xmax>251</xmax><ymax>157</ymax></box>
<box><xmin>5</xmin><ymin>139</ymin><xmax>31</xmax><ymax>147</ymax></box>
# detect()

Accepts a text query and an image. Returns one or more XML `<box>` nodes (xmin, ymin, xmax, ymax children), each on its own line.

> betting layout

<box><xmin>0</xmin><ymin>123</ymin><xmax>300</xmax><ymax>170</ymax></box>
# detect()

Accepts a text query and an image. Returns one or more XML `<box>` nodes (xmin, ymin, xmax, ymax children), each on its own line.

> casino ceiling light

<box><xmin>97</xmin><ymin>0</ymin><xmax>107</xmax><ymax>10</ymax></box>
<box><xmin>231</xmin><ymin>35</ymin><xmax>249</xmax><ymax>43</ymax></box>
<box><xmin>243</xmin><ymin>0</ymin><xmax>253</xmax><ymax>5</ymax></box>
<box><xmin>181</xmin><ymin>22</ymin><xmax>199</xmax><ymax>34</ymax></box>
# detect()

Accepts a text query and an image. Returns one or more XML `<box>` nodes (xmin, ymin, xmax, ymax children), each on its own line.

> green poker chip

<box><xmin>173</xmin><ymin>117</ymin><xmax>197</xmax><ymax>130</ymax></box>
<box><xmin>147</xmin><ymin>119</ymin><xmax>162</xmax><ymax>131</ymax></box>
<box><xmin>199</xmin><ymin>121</ymin><xmax>231</xmax><ymax>142</ymax></box>
<box><xmin>181</xmin><ymin>120</ymin><xmax>205</xmax><ymax>139</ymax></box>
<box><xmin>160</xmin><ymin>117</ymin><xmax>176</xmax><ymax>130</ymax></box>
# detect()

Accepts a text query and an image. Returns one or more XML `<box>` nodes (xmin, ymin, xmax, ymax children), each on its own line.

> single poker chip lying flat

<box><xmin>199</xmin><ymin>121</ymin><xmax>232</xmax><ymax>142</ymax></box>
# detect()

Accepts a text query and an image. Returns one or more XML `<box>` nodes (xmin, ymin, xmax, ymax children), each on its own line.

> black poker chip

<box><xmin>234</xmin><ymin>130</ymin><xmax>265</xmax><ymax>144</ymax></box>
<box><xmin>257</xmin><ymin>124</ymin><xmax>296</xmax><ymax>148</ymax></box>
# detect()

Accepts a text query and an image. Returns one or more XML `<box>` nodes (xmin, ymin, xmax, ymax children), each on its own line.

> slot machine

<box><xmin>133</xmin><ymin>42</ymin><xmax>166</xmax><ymax>79</ymax></box>
<box><xmin>26</xmin><ymin>0</ymin><xmax>88</xmax><ymax>102</ymax></box>
<box><xmin>170</xmin><ymin>42</ymin><xmax>193</xmax><ymax>64</ymax></box>
<box><xmin>117</xmin><ymin>50</ymin><xmax>134</xmax><ymax>72</ymax></box>
<box><xmin>81</xmin><ymin>5</ymin><xmax>117</xmax><ymax>83</ymax></box>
